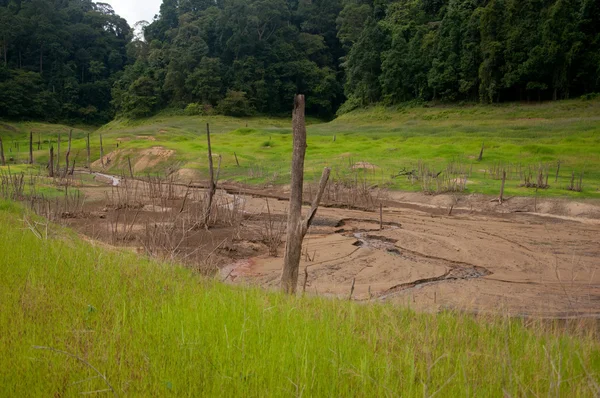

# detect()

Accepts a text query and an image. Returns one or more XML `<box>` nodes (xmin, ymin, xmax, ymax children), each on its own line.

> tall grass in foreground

<box><xmin>0</xmin><ymin>202</ymin><xmax>599</xmax><ymax>397</ymax></box>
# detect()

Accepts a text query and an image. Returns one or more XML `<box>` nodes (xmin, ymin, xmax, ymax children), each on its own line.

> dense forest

<box><xmin>1</xmin><ymin>0</ymin><xmax>599</xmax><ymax>122</ymax></box>
<box><xmin>0</xmin><ymin>0</ymin><xmax>130</xmax><ymax>122</ymax></box>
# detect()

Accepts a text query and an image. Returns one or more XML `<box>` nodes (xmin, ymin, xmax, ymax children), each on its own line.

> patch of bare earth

<box><xmin>65</xmin><ymin>178</ymin><xmax>600</xmax><ymax>319</ymax></box>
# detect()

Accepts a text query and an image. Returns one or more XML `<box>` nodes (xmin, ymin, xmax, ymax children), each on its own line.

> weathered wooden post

<box><xmin>281</xmin><ymin>95</ymin><xmax>331</xmax><ymax>294</ymax></box>
<box><xmin>555</xmin><ymin>160</ymin><xmax>561</xmax><ymax>183</ymax></box>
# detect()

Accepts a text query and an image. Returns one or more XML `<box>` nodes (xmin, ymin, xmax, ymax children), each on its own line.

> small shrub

<box><xmin>185</xmin><ymin>102</ymin><xmax>215</xmax><ymax>116</ymax></box>
<box><xmin>217</xmin><ymin>90</ymin><xmax>255</xmax><ymax>117</ymax></box>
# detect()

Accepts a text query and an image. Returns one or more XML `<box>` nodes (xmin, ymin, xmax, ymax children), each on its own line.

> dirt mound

<box><xmin>90</xmin><ymin>146</ymin><xmax>175</xmax><ymax>173</ymax></box>
<box><xmin>134</xmin><ymin>147</ymin><xmax>175</xmax><ymax>171</ymax></box>
<box><xmin>175</xmin><ymin>168</ymin><xmax>200</xmax><ymax>182</ymax></box>
<box><xmin>91</xmin><ymin>149</ymin><xmax>124</xmax><ymax>169</ymax></box>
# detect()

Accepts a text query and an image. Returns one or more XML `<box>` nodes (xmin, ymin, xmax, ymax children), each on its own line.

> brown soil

<box><xmin>64</xmin><ymin>176</ymin><xmax>600</xmax><ymax>319</ymax></box>
<box><xmin>351</xmin><ymin>161</ymin><xmax>379</xmax><ymax>170</ymax></box>
<box><xmin>133</xmin><ymin>147</ymin><xmax>175</xmax><ymax>170</ymax></box>
<box><xmin>91</xmin><ymin>146</ymin><xmax>175</xmax><ymax>171</ymax></box>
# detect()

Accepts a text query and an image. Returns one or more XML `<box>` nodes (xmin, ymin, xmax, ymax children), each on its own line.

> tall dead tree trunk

<box><xmin>281</xmin><ymin>95</ymin><xmax>331</xmax><ymax>294</ymax></box>
<box><xmin>86</xmin><ymin>133</ymin><xmax>91</xmax><ymax>171</ymax></box>
<box><xmin>100</xmin><ymin>134</ymin><xmax>104</xmax><ymax>168</ymax></box>
<box><xmin>63</xmin><ymin>129</ymin><xmax>72</xmax><ymax>178</ymax></box>
<box><xmin>0</xmin><ymin>136</ymin><xmax>5</xmax><ymax>166</ymax></box>
<box><xmin>203</xmin><ymin>123</ymin><xmax>216</xmax><ymax>228</ymax></box>
<box><xmin>56</xmin><ymin>134</ymin><xmax>61</xmax><ymax>175</ymax></box>
<box><xmin>28</xmin><ymin>131</ymin><xmax>33</xmax><ymax>164</ymax></box>
<box><xmin>127</xmin><ymin>156</ymin><xmax>134</xmax><ymax>178</ymax></box>
<box><xmin>48</xmin><ymin>145</ymin><xmax>54</xmax><ymax>177</ymax></box>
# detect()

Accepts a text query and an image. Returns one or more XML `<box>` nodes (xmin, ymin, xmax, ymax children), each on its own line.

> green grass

<box><xmin>2</xmin><ymin>99</ymin><xmax>600</xmax><ymax>198</ymax></box>
<box><xmin>1</xmin><ymin>203</ymin><xmax>600</xmax><ymax>396</ymax></box>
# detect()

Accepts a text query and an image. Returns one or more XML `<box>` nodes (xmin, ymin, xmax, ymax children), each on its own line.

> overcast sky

<box><xmin>103</xmin><ymin>0</ymin><xmax>162</xmax><ymax>26</ymax></box>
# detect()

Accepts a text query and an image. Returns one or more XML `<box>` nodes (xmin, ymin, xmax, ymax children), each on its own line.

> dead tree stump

<box><xmin>499</xmin><ymin>170</ymin><xmax>506</xmax><ymax>204</ymax></box>
<box><xmin>478</xmin><ymin>142</ymin><xmax>485</xmax><ymax>161</ymax></box>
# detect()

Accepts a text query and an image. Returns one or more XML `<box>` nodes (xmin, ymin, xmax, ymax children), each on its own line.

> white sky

<box><xmin>102</xmin><ymin>0</ymin><xmax>163</xmax><ymax>26</ymax></box>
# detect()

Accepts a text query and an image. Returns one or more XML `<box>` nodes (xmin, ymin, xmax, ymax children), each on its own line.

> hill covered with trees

<box><xmin>1</xmin><ymin>0</ymin><xmax>599</xmax><ymax>122</ymax></box>
<box><xmin>0</xmin><ymin>0</ymin><xmax>130</xmax><ymax>123</ymax></box>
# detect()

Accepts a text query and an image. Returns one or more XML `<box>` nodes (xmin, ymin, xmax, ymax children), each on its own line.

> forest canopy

<box><xmin>1</xmin><ymin>0</ymin><xmax>599</xmax><ymax>122</ymax></box>
<box><xmin>0</xmin><ymin>0</ymin><xmax>130</xmax><ymax>123</ymax></box>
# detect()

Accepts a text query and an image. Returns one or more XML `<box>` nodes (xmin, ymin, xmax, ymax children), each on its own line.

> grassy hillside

<box><xmin>1</xmin><ymin>202</ymin><xmax>599</xmax><ymax>396</ymax></box>
<box><xmin>2</xmin><ymin>99</ymin><xmax>600</xmax><ymax>197</ymax></box>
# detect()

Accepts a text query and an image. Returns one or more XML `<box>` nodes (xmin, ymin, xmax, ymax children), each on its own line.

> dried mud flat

<box><xmin>68</xmin><ymin>178</ymin><xmax>600</xmax><ymax>319</ymax></box>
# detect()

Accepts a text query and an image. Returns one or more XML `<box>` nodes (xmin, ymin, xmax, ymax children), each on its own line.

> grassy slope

<box><xmin>96</xmin><ymin>99</ymin><xmax>600</xmax><ymax>198</ymax></box>
<box><xmin>1</xmin><ymin>202</ymin><xmax>599</xmax><ymax>396</ymax></box>
<box><xmin>2</xmin><ymin>99</ymin><xmax>600</xmax><ymax>197</ymax></box>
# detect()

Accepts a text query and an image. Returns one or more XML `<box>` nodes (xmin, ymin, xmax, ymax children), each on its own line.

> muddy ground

<box><xmin>63</xmin><ymin>173</ymin><xmax>600</xmax><ymax>319</ymax></box>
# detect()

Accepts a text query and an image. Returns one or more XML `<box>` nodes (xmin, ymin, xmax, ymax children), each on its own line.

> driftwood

<box><xmin>281</xmin><ymin>94</ymin><xmax>331</xmax><ymax>294</ymax></box>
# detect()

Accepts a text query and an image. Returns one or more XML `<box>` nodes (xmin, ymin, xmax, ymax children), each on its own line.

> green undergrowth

<box><xmin>2</xmin><ymin>99</ymin><xmax>600</xmax><ymax>198</ymax></box>
<box><xmin>1</xmin><ymin>203</ymin><xmax>599</xmax><ymax>396</ymax></box>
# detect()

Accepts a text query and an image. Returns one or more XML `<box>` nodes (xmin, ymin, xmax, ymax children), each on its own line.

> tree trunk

<box><xmin>203</xmin><ymin>123</ymin><xmax>216</xmax><ymax>228</ymax></box>
<box><xmin>48</xmin><ymin>145</ymin><xmax>54</xmax><ymax>177</ymax></box>
<box><xmin>2</xmin><ymin>34</ymin><xmax>6</xmax><ymax>66</ymax></box>
<box><xmin>86</xmin><ymin>133</ymin><xmax>91</xmax><ymax>171</ymax></box>
<box><xmin>127</xmin><ymin>156</ymin><xmax>134</xmax><ymax>178</ymax></box>
<box><xmin>0</xmin><ymin>136</ymin><xmax>5</xmax><ymax>166</ymax></box>
<box><xmin>28</xmin><ymin>131</ymin><xmax>33</xmax><ymax>164</ymax></box>
<box><xmin>56</xmin><ymin>134</ymin><xmax>61</xmax><ymax>175</ymax></box>
<box><xmin>281</xmin><ymin>95</ymin><xmax>331</xmax><ymax>294</ymax></box>
<box><xmin>100</xmin><ymin>134</ymin><xmax>104</xmax><ymax>168</ymax></box>
<box><xmin>64</xmin><ymin>129</ymin><xmax>72</xmax><ymax>178</ymax></box>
